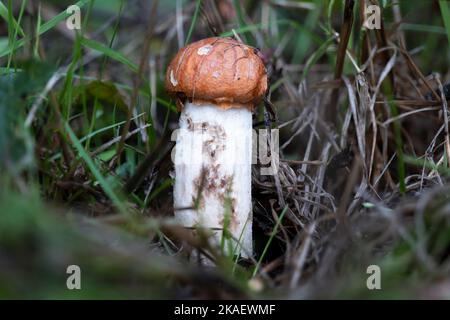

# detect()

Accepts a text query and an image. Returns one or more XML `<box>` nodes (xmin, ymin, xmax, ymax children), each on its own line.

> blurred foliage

<box><xmin>0</xmin><ymin>60</ymin><xmax>54</xmax><ymax>171</ymax></box>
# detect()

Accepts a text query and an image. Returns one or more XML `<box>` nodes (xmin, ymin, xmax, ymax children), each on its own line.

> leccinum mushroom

<box><xmin>166</xmin><ymin>37</ymin><xmax>267</xmax><ymax>258</ymax></box>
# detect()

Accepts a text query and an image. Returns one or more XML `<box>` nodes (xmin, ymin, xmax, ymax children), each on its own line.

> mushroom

<box><xmin>166</xmin><ymin>37</ymin><xmax>267</xmax><ymax>259</ymax></box>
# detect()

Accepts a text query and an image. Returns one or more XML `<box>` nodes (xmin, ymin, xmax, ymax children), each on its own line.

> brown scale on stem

<box><xmin>193</xmin><ymin>165</ymin><xmax>231</xmax><ymax>199</ymax></box>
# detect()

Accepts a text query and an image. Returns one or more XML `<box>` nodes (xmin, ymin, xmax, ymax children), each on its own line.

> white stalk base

<box><xmin>173</xmin><ymin>102</ymin><xmax>253</xmax><ymax>258</ymax></box>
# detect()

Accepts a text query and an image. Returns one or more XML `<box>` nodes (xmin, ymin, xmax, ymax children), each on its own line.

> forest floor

<box><xmin>1</xmin><ymin>0</ymin><xmax>450</xmax><ymax>299</ymax></box>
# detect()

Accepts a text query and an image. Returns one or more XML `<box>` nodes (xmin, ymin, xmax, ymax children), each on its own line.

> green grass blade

<box><xmin>220</xmin><ymin>19</ymin><xmax>323</xmax><ymax>44</ymax></box>
<box><xmin>301</xmin><ymin>36</ymin><xmax>334</xmax><ymax>82</ymax></box>
<box><xmin>185</xmin><ymin>0</ymin><xmax>202</xmax><ymax>45</ymax></box>
<box><xmin>0</xmin><ymin>0</ymin><xmax>90</xmax><ymax>58</ymax></box>
<box><xmin>401</xmin><ymin>23</ymin><xmax>446</xmax><ymax>35</ymax></box>
<box><xmin>232</xmin><ymin>0</ymin><xmax>250</xmax><ymax>43</ymax></box>
<box><xmin>252</xmin><ymin>206</ymin><xmax>288</xmax><ymax>277</ymax></box>
<box><xmin>6</xmin><ymin>0</ymin><xmax>27</xmax><ymax>69</ymax></box>
<box><xmin>80</xmin><ymin>37</ymin><xmax>138</xmax><ymax>72</ymax></box>
<box><xmin>439</xmin><ymin>0</ymin><xmax>450</xmax><ymax>51</ymax></box>
<box><xmin>0</xmin><ymin>1</ymin><xmax>25</xmax><ymax>37</ymax></box>
<box><xmin>64</xmin><ymin>121</ymin><xmax>127</xmax><ymax>213</ymax></box>
<box><xmin>39</xmin><ymin>0</ymin><xmax>90</xmax><ymax>34</ymax></box>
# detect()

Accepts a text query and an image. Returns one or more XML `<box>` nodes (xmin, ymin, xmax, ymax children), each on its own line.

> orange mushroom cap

<box><xmin>165</xmin><ymin>37</ymin><xmax>268</xmax><ymax>111</ymax></box>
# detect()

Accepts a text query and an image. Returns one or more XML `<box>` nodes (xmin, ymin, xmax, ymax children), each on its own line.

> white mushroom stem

<box><xmin>173</xmin><ymin>102</ymin><xmax>253</xmax><ymax>258</ymax></box>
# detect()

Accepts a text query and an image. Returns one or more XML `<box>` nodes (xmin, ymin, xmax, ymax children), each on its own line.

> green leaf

<box><xmin>80</xmin><ymin>37</ymin><xmax>138</xmax><ymax>72</ymax></box>
<box><xmin>0</xmin><ymin>60</ymin><xmax>55</xmax><ymax>168</ymax></box>
<box><xmin>76</xmin><ymin>80</ymin><xmax>129</xmax><ymax>112</ymax></box>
